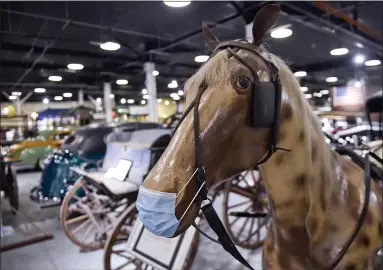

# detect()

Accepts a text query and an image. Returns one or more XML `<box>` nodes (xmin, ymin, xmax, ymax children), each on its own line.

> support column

<box><xmin>103</xmin><ymin>80</ymin><xmax>113</xmax><ymax>123</ymax></box>
<box><xmin>15</xmin><ymin>96</ymin><xmax>21</xmax><ymax>115</ymax></box>
<box><xmin>144</xmin><ymin>62</ymin><xmax>158</xmax><ymax>122</ymax></box>
<box><xmin>245</xmin><ymin>23</ymin><xmax>252</xmax><ymax>41</ymax></box>
<box><xmin>78</xmin><ymin>89</ymin><xmax>84</xmax><ymax>105</ymax></box>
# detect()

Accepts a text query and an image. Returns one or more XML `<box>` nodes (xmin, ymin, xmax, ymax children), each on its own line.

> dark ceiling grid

<box><xmin>0</xmin><ymin>1</ymin><xmax>382</xmax><ymax>103</ymax></box>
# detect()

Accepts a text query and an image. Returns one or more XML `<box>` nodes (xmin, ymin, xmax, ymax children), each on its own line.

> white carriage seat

<box><xmin>101</xmin><ymin>128</ymin><xmax>171</xmax><ymax>195</ymax></box>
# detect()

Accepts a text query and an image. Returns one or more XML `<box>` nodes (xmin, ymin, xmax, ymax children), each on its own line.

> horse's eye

<box><xmin>237</xmin><ymin>76</ymin><xmax>252</xmax><ymax>90</ymax></box>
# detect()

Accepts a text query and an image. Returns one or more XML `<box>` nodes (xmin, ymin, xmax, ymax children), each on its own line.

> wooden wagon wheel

<box><xmin>104</xmin><ymin>202</ymin><xmax>200</xmax><ymax>270</ymax></box>
<box><xmin>222</xmin><ymin>170</ymin><xmax>270</xmax><ymax>249</ymax></box>
<box><xmin>60</xmin><ymin>178</ymin><xmax>129</xmax><ymax>250</ymax></box>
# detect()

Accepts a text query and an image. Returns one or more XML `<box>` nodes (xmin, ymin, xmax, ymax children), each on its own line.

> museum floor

<box><xmin>1</xmin><ymin>171</ymin><xmax>263</xmax><ymax>270</ymax></box>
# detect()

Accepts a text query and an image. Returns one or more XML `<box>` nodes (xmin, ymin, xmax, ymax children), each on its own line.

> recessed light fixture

<box><xmin>152</xmin><ymin>70</ymin><xmax>159</xmax><ymax>76</ymax></box>
<box><xmin>178</xmin><ymin>90</ymin><xmax>184</xmax><ymax>96</ymax></box>
<box><xmin>120</xmin><ymin>98</ymin><xmax>126</xmax><ymax>104</ymax></box>
<box><xmin>168</xmin><ymin>80</ymin><xmax>178</xmax><ymax>88</ymax></box>
<box><xmin>127</xmin><ymin>99</ymin><xmax>135</xmax><ymax>104</ymax></box>
<box><xmin>270</xmin><ymin>28</ymin><xmax>293</xmax><ymax>39</ymax></box>
<box><xmin>365</xmin><ymin>59</ymin><xmax>381</xmax><ymax>66</ymax></box>
<box><xmin>109</xmin><ymin>94</ymin><xmax>115</xmax><ymax>98</ymax></box>
<box><xmin>34</xmin><ymin>88</ymin><xmax>46</xmax><ymax>93</ymax></box>
<box><xmin>320</xmin><ymin>90</ymin><xmax>329</xmax><ymax>95</ymax></box>
<box><xmin>354</xmin><ymin>54</ymin><xmax>365</xmax><ymax>64</ymax></box>
<box><xmin>354</xmin><ymin>81</ymin><xmax>362</xmax><ymax>88</ymax></box>
<box><xmin>317</xmin><ymin>93</ymin><xmax>322</xmax><ymax>97</ymax></box>
<box><xmin>164</xmin><ymin>100</ymin><xmax>170</xmax><ymax>105</ymax></box>
<box><xmin>96</xmin><ymin>98</ymin><xmax>102</xmax><ymax>103</ymax></box>
<box><xmin>116</xmin><ymin>79</ymin><xmax>128</xmax><ymax>85</ymax></box>
<box><xmin>67</xmin><ymin>63</ymin><xmax>84</xmax><ymax>70</ymax></box>
<box><xmin>48</xmin><ymin>75</ymin><xmax>62</xmax><ymax>82</ymax></box>
<box><xmin>157</xmin><ymin>99</ymin><xmax>162</xmax><ymax>103</ymax></box>
<box><xmin>9</xmin><ymin>96</ymin><xmax>17</xmax><ymax>100</ymax></box>
<box><xmin>11</xmin><ymin>92</ymin><xmax>21</xmax><ymax>96</ymax></box>
<box><xmin>294</xmin><ymin>71</ymin><xmax>307</xmax><ymax>77</ymax></box>
<box><xmin>305</xmin><ymin>94</ymin><xmax>312</xmax><ymax>99</ymax></box>
<box><xmin>330</xmin><ymin>48</ymin><xmax>348</xmax><ymax>56</ymax></box>
<box><xmin>54</xmin><ymin>96</ymin><xmax>63</xmax><ymax>101</ymax></box>
<box><xmin>141</xmin><ymin>100</ymin><xmax>146</xmax><ymax>105</ymax></box>
<box><xmin>142</xmin><ymin>89</ymin><xmax>148</xmax><ymax>94</ymax></box>
<box><xmin>143</xmin><ymin>94</ymin><xmax>149</xmax><ymax>99</ymax></box>
<box><xmin>194</xmin><ymin>55</ymin><xmax>209</xmax><ymax>63</ymax></box>
<box><xmin>313</xmin><ymin>92</ymin><xmax>318</xmax><ymax>97</ymax></box>
<box><xmin>163</xmin><ymin>1</ymin><xmax>191</xmax><ymax>8</ymax></box>
<box><xmin>100</xmin><ymin>41</ymin><xmax>121</xmax><ymax>51</ymax></box>
<box><xmin>326</xmin><ymin>77</ymin><xmax>338</xmax><ymax>82</ymax></box>
<box><xmin>355</xmin><ymin>42</ymin><xmax>364</xmax><ymax>48</ymax></box>
<box><xmin>43</xmin><ymin>98</ymin><xmax>49</xmax><ymax>104</ymax></box>
<box><xmin>300</xmin><ymin>86</ymin><xmax>308</xmax><ymax>92</ymax></box>
<box><xmin>63</xmin><ymin>93</ymin><xmax>72</xmax><ymax>98</ymax></box>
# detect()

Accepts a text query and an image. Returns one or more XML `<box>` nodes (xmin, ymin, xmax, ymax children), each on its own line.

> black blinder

<box><xmin>251</xmin><ymin>81</ymin><xmax>277</xmax><ymax>128</ymax></box>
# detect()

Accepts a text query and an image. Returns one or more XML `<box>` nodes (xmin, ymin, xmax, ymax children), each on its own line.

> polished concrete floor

<box><xmin>1</xmin><ymin>171</ymin><xmax>263</xmax><ymax>270</ymax></box>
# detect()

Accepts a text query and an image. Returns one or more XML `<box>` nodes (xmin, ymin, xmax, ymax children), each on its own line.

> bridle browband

<box><xmin>173</xmin><ymin>40</ymin><xmax>372</xmax><ymax>270</ymax></box>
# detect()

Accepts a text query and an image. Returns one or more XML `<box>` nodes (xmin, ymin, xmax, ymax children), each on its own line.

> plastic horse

<box><xmin>140</xmin><ymin>4</ymin><xmax>382</xmax><ymax>270</ymax></box>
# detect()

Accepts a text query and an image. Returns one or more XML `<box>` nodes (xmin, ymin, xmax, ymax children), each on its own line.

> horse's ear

<box><xmin>252</xmin><ymin>4</ymin><xmax>280</xmax><ymax>46</ymax></box>
<box><xmin>202</xmin><ymin>22</ymin><xmax>219</xmax><ymax>51</ymax></box>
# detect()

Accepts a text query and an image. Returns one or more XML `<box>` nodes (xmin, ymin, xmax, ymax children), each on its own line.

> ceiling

<box><xmin>0</xmin><ymin>1</ymin><xmax>382</xmax><ymax>105</ymax></box>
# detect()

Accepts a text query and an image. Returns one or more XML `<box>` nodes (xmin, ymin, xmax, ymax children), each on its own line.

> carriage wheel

<box><xmin>223</xmin><ymin>170</ymin><xmax>270</xmax><ymax>249</ymax></box>
<box><xmin>60</xmin><ymin>178</ymin><xmax>128</xmax><ymax>250</ymax></box>
<box><xmin>104</xmin><ymin>202</ymin><xmax>200</xmax><ymax>270</ymax></box>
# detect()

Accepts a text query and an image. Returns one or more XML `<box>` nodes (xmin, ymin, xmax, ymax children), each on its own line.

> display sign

<box><xmin>104</xmin><ymin>159</ymin><xmax>132</xmax><ymax>181</ymax></box>
<box><xmin>126</xmin><ymin>219</ymin><xmax>198</xmax><ymax>270</ymax></box>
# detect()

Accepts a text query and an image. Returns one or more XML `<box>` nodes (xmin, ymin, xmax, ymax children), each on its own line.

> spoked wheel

<box><xmin>223</xmin><ymin>170</ymin><xmax>270</xmax><ymax>249</ymax></box>
<box><xmin>60</xmin><ymin>178</ymin><xmax>129</xmax><ymax>250</ymax></box>
<box><xmin>104</xmin><ymin>202</ymin><xmax>200</xmax><ymax>270</ymax></box>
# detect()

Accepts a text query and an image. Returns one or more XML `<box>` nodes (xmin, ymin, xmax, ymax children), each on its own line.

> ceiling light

<box><xmin>270</xmin><ymin>28</ymin><xmax>293</xmax><ymax>39</ymax></box>
<box><xmin>320</xmin><ymin>90</ymin><xmax>329</xmax><ymax>95</ymax></box>
<box><xmin>326</xmin><ymin>77</ymin><xmax>338</xmax><ymax>82</ymax></box>
<box><xmin>365</xmin><ymin>59</ymin><xmax>381</xmax><ymax>66</ymax></box>
<box><xmin>116</xmin><ymin>79</ymin><xmax>128</xmax><ymax>85</ymax></box>
<box><xmin>317</xmin><ymin>93</ymin><xmax>322</xmax><ymax>97</ymax></box>
<box><xmin>30</xmin><ymin>112</ymin><xmax>38</xmax><ymax>119</ymax></box>
<box><xmin>294</xmin><ymin>71</ymin><xmax>307</xmax><ymax>77</ymax></box>
<box><xmin>305</xmin><ymin>94</ymin><xmax>312</xmax><ymax>99</ymax></box>
<box><xmin>9</xmin><ymin>96</ymin><xmax>17</xmax><ymax>100</ymax></box>
<box><xmin>178</xmin><ymin>90</ymin><xmax>184</xmax><ymax>96</ymax></box>
<box><xmin>164</xmin><ymin>100</ymin><xmax>170</xmax><ymax>105</ymax></box>
<box><xmin>300</xmin><ymin>86</ymin><xmax>308</xmax><ymax>92</ymax></box>
<box><xmin>168</xmin><ymin>80</ymin><xmax>178</xmax><ymax>88</ymax></box>
<box><xmin>355</xmin><ymin>42</ymin><xmax>364</xmax><ymax>48</ymax></box>
<box><xmin>109</xmin><ymin>94</ymin><xmax>115</xmax><ymax>98</ymax></box>
<box><xmin>330</xmin><ymin>48</ymin><xmax>348</xmax><ymax>56</ymax></box>
<box><xmin>172</xmin><ymin>95</ymin><xmax>180</xmax><ymax>101</ymax></box>
<box><xmin>163</xmin><ymin>1</ymin><xmax>191</xmax><ymax>8</ymax></box>
<box><xmin>96</xmin><ymin>97</ymin><xmax>102</xmax><ymax>103</ymax></box>
<box><xmin>11</xmin><ymin>92</ymin><xmax>21</xmax><ymax>96</ymax></box>
<box><xmin>143</xmin><ymin>94</ymin><xmax>149</xmax><ymax>99</ymax></box>
<box><xmin>34</xmin><ymin>88</ymin><xmax>46</xmax><ymax>93</ymax></box>
<box><xmin>354</xmin><ymin>81</ymin><xmax>362</xmax><ymax>88</ymax></box>
<box><xmin>67</xmin><ymin>63</ymin><xmax>84</xmax><ymax>70</ymax></box>
<box><xmin>194</xmin><ymin>55</ymin><xmax>209</xmax><ymax>63</ymax></box>
<box><xmin>313</xmin><ymin>92</ymin><xmax>318</xmax><ymax>97</ymax></box>
<box><xmin>48</xmin><ymin>75</ymin><xmax>62</xmax><ymax>82</ymax></box>
<box><xmin>54</xmin><ymin>96</ymin><xmax>63</xmax><ymax>101</ymax></box>
<box><xmin>142</xmin><ymin>89</ymin><xmax>148</xmax><ymax>94</ymax></box>
<box><xmin>120</xmin><ymin>98</ymin><xmax>126</xmax><ymax>104</ymax></box>
<box><xmin>43</xmin><ymin>98</ymin><xmax>49</xmax><ymax>104</ymax></box>
<box><xmin>100</xmin><ymin>41</ymin><xmax>121</xmax><ymax>51</ymax></box>
<box><xmin>63</xmin><ymin>93</ymin><xmax>72</xmax><ymax>98</ymax></box>
<box><xmin>157</xmin><ymin>99</ymin><xmax>162</xmax><ymax>103</ymax></box>
<box><xmin>127</xmin><ymin>99</ymin><xmax>135</xmax><ymax>104</ymax></box>
<box><xmin>354</xmin><ymin>54</ymin><xmax>365</xmax><ymax>64</ymax></box>
<box><xmin>152</xmin><ymin>70</ymin><xmax>159</xmax><ymax>76</ymax></box>
<box><xmin>141</xmin><ymin>100</ymin><xmax>146</xmax><ymax>105</ymax></box>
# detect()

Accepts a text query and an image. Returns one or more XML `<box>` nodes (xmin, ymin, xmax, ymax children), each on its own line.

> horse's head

<box><xmin>137</xmin><ymin>4</ymin><xmax>282</xmax><ymax>237</ymax></box>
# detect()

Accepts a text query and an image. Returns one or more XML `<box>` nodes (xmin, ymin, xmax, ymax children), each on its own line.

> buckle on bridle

<box><xmin>196</xmin><ymin>166</ymin><xmax>208</xmax><ymax>199</ymax></box>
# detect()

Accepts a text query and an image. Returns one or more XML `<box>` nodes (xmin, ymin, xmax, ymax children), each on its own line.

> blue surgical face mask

<box><xmin>136</xmin><ymin>169</ymin><xmax>206</xmax><ymax>237</ymax></box>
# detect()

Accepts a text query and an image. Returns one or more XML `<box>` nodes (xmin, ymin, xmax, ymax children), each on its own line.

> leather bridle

<box><xmin>173</xmin><ymin>40</ymin><xmax>372</xmax><ymax>270</ymax></box>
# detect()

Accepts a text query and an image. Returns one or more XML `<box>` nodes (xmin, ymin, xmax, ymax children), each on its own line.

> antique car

<box><xmin>1</xmin><ymin>129</ymin><xmax>72</xmax><ymax>171</ymax></box>
<box><xmin>29</xmin><ymin>122</ymin><xmax>161</xmax><ymax>206</ymax></box>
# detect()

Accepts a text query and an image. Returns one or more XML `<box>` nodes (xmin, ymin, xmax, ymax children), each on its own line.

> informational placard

<box><xmin>104</xmin><ymin>159</ymin><xmax>133</xmax><ymax>181</ymax></box>
<box><xmin>126</xmin><ymin>219</ymin><xmax>198</xmax><ymax>270</ymax></box>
